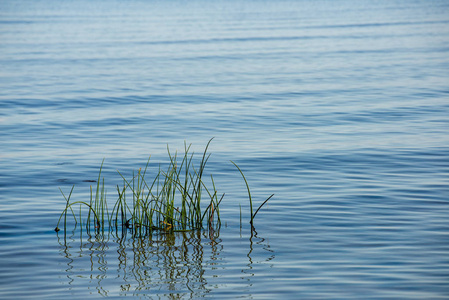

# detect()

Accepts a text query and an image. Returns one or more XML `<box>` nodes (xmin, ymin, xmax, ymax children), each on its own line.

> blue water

<box><xmin>1</xmin><ymin>0</ymin><xmax>449</xmax><ymax>298</ymax></box>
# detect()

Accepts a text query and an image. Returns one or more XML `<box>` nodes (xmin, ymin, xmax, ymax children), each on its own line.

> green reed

<box><xmin>231</xmin><ymin>161</ymin><xmax>274</xmax><ymax>229</ymax></box>
<box><xmin>55</xmin><ymin>138</ymin><xmax>273</xmax><ymax>236</ymax></box>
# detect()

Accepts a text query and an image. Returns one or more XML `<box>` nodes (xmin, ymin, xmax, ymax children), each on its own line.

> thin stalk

<box><xmin>231</xmin><ymin>161</ymin><xmax>253</xmax><ymax>225</ymax></box>
<box><xmin>239</xmin><ymin>203</ymin><xmax>242</xmax><ymax>229</ymax></box>
<box><xmin>252</xmin><ymin>194</ymin><xmax>274</xmax><ymax>220</ymax></box>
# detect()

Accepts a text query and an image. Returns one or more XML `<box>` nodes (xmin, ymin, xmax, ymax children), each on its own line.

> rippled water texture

<box><xmin>1</xmin><ymin>0</ymin><xmax>449</xmax><ymax>299</ymax></box>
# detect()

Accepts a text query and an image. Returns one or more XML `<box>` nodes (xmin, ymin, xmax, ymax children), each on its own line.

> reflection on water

<box><xmin>57</xmin><ymin>228</ymin><xmax>273</xmax><ymax>298</ymax></box>
<box><xmin>248</xmin><ymin>228</ymin><xmax>275</xmax><ymax>266</ymax></box>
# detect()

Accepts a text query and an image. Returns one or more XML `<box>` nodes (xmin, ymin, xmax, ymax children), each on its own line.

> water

<box><xmin>1</xmin><ymin>0</ymin><xmax>449</xmax><ymax>298</ymax></box>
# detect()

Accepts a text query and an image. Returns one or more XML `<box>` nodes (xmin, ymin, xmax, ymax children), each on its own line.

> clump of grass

<box><xmin>55</xmin><ymin>139</ymin><xmax>272</xmax><ymax>236</ymax></box>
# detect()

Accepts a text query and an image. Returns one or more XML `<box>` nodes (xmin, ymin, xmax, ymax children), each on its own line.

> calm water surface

<box><xmin>1</xmin><ymin>0</ymin><xmax>449</xmax><ymax>299</ymax></box>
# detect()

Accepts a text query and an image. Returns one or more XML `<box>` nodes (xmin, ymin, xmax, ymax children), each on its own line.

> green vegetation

<box><xmin>231</xmin><ymin>161</ymin><xmax>274</xmax><ymax>229</ymax></box>
<box><xmin>55</xmin><ymin>139</ymin><xmax>273</xmax><ymax>236</ymax></box>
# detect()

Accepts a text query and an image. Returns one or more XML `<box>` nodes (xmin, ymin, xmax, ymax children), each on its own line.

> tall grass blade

<box><xmin>230</xmin><ymin>160</ymin><xmax>253</xmax><ymax>225</ymax></box>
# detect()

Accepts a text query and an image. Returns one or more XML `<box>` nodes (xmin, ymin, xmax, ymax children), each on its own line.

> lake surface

<box><xmin>1</xmin><ymin>0</ymin><xmax>449</xmax><ymax>298</ymax></box>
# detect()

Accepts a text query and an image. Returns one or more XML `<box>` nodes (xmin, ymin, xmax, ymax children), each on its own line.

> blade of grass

<box><xmin>230</xmin><ymin>161</ymin><xmax>253</xmax><ymax>226</ymax></box>
<box><xmin>252</xmin><ymin>194</ymin><xmax>274</xmax><ymax>220</ymax></box>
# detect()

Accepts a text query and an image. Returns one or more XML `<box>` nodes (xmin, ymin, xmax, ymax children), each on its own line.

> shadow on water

<box><xmin>57</xmin><ymin>227</ymin><xmax>274</xmax><ymax>298</ymax></box>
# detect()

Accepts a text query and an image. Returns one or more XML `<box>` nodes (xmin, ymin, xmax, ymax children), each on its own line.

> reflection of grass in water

<box><xmin>55</xmin><ymin>138</ymin><xmax>273</xmax><ymax>236</ymax></box>
<box><xmin>57</xmin><ymin>230</ymin><xmax>221</xmax><ymax>297</ymax></box>
<box><xmin>57</xmin><ymin>226</ymin><xmax>272</xmax><ymax>298</ymax></box>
